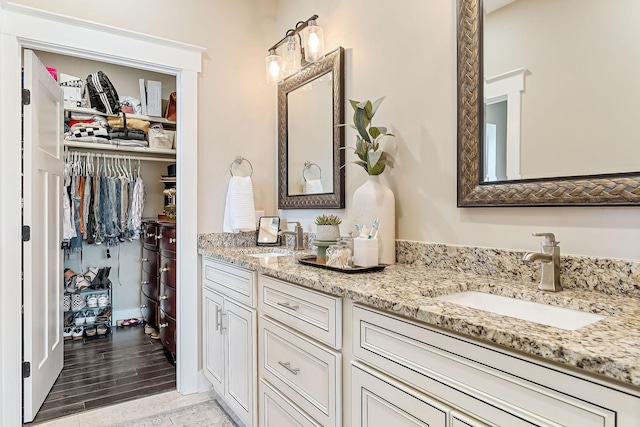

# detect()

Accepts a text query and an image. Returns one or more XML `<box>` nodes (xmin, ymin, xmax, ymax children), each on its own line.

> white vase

<box><xmin>352</xmin><ymin>175</ymin><xmax>395</xmax><ymax>264</ymax></box>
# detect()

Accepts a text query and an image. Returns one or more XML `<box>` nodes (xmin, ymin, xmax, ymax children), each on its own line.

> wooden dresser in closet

<box><xmin>140</xmin><ymin>220</ymin><xmax>178</xmax><ymax>359</ymax></box>
<box><xmin>158</xmin><ymin>222</ymin><xmax>177</xmax><ymax>358</ymax></box>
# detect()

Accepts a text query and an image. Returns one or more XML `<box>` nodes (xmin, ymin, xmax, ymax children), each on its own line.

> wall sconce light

<box><xmin>265</xmin><ymin>14</ymin><xmax>325</xmax><ymax>85</ymax></box>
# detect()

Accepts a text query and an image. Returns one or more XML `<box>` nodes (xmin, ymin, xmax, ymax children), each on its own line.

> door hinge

<box><xmin>22</xmin><ymin>89</ymin><xmax>31</xmax><ymax>105</ymax></box>
<box><xmin>22</xmin><ymin>361</ymin><xmax>31</xmax><ymax>378</ymax></box>
<box><xmin>22</xmin><ymin>225</ymin><xmax>30</xmax><ymax>242</ymax></box>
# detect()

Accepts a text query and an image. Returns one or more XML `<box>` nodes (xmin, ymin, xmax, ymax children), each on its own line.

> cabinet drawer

<box><xmin>259</xmin><ymin>316</ymin><xmax>341</xmax><ymax>427</ymax></box>
<box><xmin>159</xmin><ymin>254</ymin><xmax>177</xmax><ymax>288</ymax></box>
<box><xmin>141</xmin><ymin>247</ymin><xmax>158</xmax><ymax>275</ymax></box>
<box><xmin>142</xmin><ymin>221</ymin><xmax>159</xmax><ymax>249</ymax></box>
<box><xmin>203</xmin><ymin>257</ymin><xmax>256</xmax><ymax>308</ymax></box>
<box><xmin>159</xmin><ymin>225</ymin><xmax>176</xmax><ymax>254</ymax></box>
<box><xmin>259</xmin><ymin>378</ymin><xmax>322</xmax><ymax>427</ymax></box>
<box><xmin>352</xmin><ymin>305</ymin><xmax>615</xmax><ymax>427</ymax></box>
<box><xmin>159</xmin><ymin>282</ymin><xmax>177</xmax><ymax>318</ymax></box>
<box><xmin>351</xmin><ymin>362</ymin><xmax>449</xmax><ymax>427</ymax></box>
<box><xmin>259</xmin><ymin>275</ymin><xmax>341</xmax><ymax>349</ymax></box>
<box><xmin>159</xmin><ymin>310</ymin><xmax>176</xmax><ymax>355</ymax></box>
<box><xmin>140</xmin><ymin>293</ymin><xmax>158</xmax><ymax>328</ymax></box>
<box><xmin>450</xmin><ymin>411</ymin><xmax>489</xmax><ymax>427</ymax></box>
<box><xmin>141</xmin><ymin>270</ymin><xmax>159</xmax><ymax>300</ymax></box>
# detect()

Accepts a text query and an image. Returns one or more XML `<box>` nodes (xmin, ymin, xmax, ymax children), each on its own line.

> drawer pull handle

<box><xmin>160</xmin><ymin>267</ymin><xmax>170</xmax><ymax>273</ymax></box>
<box><xmin>169</xmin><ymin>237</ymin><xmax>177</xmax><ymax>243</ymax></box>
<box><xmin>277</xmin><ymin>301</ymin><xmax>299</xmax><ymax>311</ymax></box>
<box><xmin>141</xmin><ymin>258</ymin><xmax>149</xmax><ymax>262</ymax></box>
<box><xmin>160</xmin><ymin>295</ymin><xmax>168</xmax><ymax>300</ymax></box>
<box><xmin>159</xmin><ymin>323</ymin><xmax>168</xmax><ymax>328</ymax></box>
<box><xmin>141</xmin><ymin>281</ymin><xmax>149</xmax><ymax>285</ymax></box>
<box><xmin>215</xmin><ymin>306</ymin><xmax>227</xmax><ymax>333</ymax></box>
<box><xmin>278</xmin><ymin>361</ymin><xmax>300</xmax><ymax>375</ymax></box>
<box><xmin>155</xmin><ymin>234</ymin><xmax>162</xmax><ymax>240</ymax></box>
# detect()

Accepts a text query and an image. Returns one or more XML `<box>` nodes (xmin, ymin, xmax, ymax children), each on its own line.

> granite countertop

<box><xmin>198</xmin><ymin>245</ymin><xmax>640</xmax><ymax>389</ymax></box>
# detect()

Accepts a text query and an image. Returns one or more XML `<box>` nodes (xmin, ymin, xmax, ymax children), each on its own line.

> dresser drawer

<box><xmin>159</xmin><ymin>254</ymin><xmax>177</xmax><ymax>288</ymax></box>
<box><xmin>203</xmin><ymin>257</ymin><xmax>256</xmax><ymax>308</ymax></box>
<box><xmin>160</xmin><ymin>282</ymin><xmax>177</xmax><ymax>318</ymax></box>
<box><xmin>159</xmin><ymin>224</ymin><xmax>177</xmax><ymax>254</ymax></box>
<box><xmin>140</xmin><ymin>292</ymin><xmax>158</xmax><ymax>328</ymax></box>
<box><xmin>141</xmin><ymin>270</ymin><xmax>159</xmax><ymax>300</ymax></box>
<box><xmin>142</xmin><ymin>221</ymin><xmax>159</xmax><ymax>249</ymax></box>
<box><xmin>259</xmin><ymin>275</ymin><xmax>341</xmax><ymax>349</ymax></box>
<box><xmin>259</xmin><ymin>378</ymin><xmax>322</xmax><ymax>427</ymax></box>
<box><xmin>141</xmin><ymin>247</ymin><xmax>158</xmax><ymax>275</ymax></box>
<box><xmin>352</xmin><ymin>305</ymin><xmax>615</xmax><ymax>427</ymax></box>
<box><xmin>159</xmin><ymin>310</ymin><xmax>176</xmax><ymax>355</ymax></box>
<box><xmin>259</xmin><ymin>315</ymin><xmax>341</xmax><ymax>427</ymax></box>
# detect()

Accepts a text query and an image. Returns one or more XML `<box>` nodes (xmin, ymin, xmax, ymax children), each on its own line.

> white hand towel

<box><xmin>303</xmin><ymin>179</ymin><xmax>324</xmax><ymax>194</ymax></box>
<box><xmin>223</xmin><ymin>176</ymin><xmax>257</xmax><ymax>233</ymax></box>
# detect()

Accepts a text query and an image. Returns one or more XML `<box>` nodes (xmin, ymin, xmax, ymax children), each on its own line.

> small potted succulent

<box><xmin>314</xmin><ymin>214</ymin><xmax>342</xmax><ymax>242</ymax></box>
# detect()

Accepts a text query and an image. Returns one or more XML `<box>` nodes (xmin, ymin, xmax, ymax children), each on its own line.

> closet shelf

<box><xmin>65</xmin><ymin>106</ymin><xmax>176</xmax><ymax>125</ymax></box>
<box><xmin>64</xmin><ymin>141</ymin><xmax>176</xmax><ymax>159</ymax></box>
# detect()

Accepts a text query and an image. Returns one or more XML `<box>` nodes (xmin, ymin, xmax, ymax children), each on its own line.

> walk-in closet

<box><xmin>28</xmin><ymin>50</ymin><xmax>178</xmax><ymax>424</ymax></box>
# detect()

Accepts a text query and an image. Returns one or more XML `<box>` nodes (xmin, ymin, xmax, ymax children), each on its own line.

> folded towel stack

<box><xmin>223</xmin><ymin>176</ymin><xmax>256</xmax><ymax>233</ymax></box>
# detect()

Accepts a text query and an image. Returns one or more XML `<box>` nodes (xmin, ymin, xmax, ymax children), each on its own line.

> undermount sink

<box><xmin>246</xmin><ymin>252</ymin><xmax>289</xmax><ymax>258</ymax></box>
<box><xmin>435</xmin><ymin>291</ymin><xmax>605</xmax><ymax>330</ymax></box>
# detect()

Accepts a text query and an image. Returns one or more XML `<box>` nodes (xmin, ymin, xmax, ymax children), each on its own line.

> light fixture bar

<box><xmin>267</xmin><ymin>14</ymin><xmax>319</xmax><ymax>53</ymax></box>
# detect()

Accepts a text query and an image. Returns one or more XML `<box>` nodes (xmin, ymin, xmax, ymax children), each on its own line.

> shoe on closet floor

<box><xmin>86</xmin><ymin>294</ymin><xmax>98</xmax><ymax>308</ymax></box>
<box><xmin>96</xmin><ymin>324</ymin><xmax>110</xmax><ymax>338</ymax></box>
<box><xmin>72</xmin><ymin>327</ymin><xmax>84</xmax><ymax>341</ymax></box>
<box><xmin>84</xmin><ymin>267</ymin><xmax>99</xmax><ymax>283</ymax></box>
<box><xmin>74</xmin><ymin>311</ymin><xmax>86</xmax><ymax>326</ymax></box>
<box><xmin>63</xmin><ymin>327</ymin><xmax>73</xmax><ymax>341</ymax></box>
<box><xmin>96</xmin><ymin>307</ymin><xmax>111</xmax><ymax>323</ymax></box>
<box><xmin>63</xmin><ymin>294</ymin><xmax>71</xmax><ymax>311</ymax></box>
<box><xmin>84</xmin><ymin>326</ymin><xmax>97</xmax><ymax>339</ymax></box>
<box><xmin>71</xmin><ymin>294</ymin><xmax>86</xmax><ymax>311</ymax></box>
<box><xmin>97</xmin><ymin>294</ymin><xmax>109</xmax><ymax>308</ymax></box>
<box><xmin>150</xmin><ymin>331</ymin><xmax>161</xmax><ymax>340</ymax></box>
<box><xmin>84</xmin><ymin>310</ymin><xmax>96</xmax><ymax>325</ymax></box>
<box><xmin>144</xmin><ymin>324</ymin><xmax>155</xmax><ymax>335</ymax></box>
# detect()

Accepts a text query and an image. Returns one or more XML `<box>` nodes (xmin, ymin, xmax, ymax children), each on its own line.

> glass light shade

<box><xmin>265</xmin><ymin>50</ymin><xmax>283</xmax><ymax>85</ymax></box>
<box><xmin>304</xmin><ymin>21</ymin><xmax>325</xmax><ymax>63</ymax></box>
<box><xmin>282</xmin><ymin>35</ymin><xmax>301</xmax><ymax>78</ymax></box>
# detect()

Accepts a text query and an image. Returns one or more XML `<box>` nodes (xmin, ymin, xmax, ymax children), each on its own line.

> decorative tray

<box><xmin>297</xmin><ymin>255</ymin><xmax>386</xmax><ymax>274</ymax></box>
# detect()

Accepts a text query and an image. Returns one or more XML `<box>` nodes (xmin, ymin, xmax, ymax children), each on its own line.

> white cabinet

<box><xmin>351</xmin><ymin>304</ymin><xmax>639</xmax><ymax>427</ymax></box>
<box><xmin>351</xmin><ymin>362</ymin><xmax>449</xmax><ymax>427</ymax></box>
<box><xmin>202</xmin><ymin>257</ymin><xmax>257</xmax><ymax>427</ymax></box>
<box><xmin>257</xmin><ymin>274</ymin><xmax>342</xmax><ymax>427</ymax></box>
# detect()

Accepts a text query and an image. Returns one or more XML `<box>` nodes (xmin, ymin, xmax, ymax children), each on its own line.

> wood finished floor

<box><xmin>31</xmin><ymin>324</ymin><xmax>176</xmax><ymax>425</ymax></box>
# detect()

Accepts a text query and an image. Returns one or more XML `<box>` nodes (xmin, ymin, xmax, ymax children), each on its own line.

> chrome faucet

<box><xmin>523</xmin><ymin>232</ymin><xmax>562</xmax><ymax>292</ymax></box>
<box><xmin>279</xmin><ymin>221</ymin><xmax>305</xmax><ymax>250</ymax></box>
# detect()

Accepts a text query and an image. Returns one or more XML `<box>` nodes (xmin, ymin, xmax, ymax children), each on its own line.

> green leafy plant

<box><xmin>341</xmin><ymin>96</ymin><xmax>395</xmax><ymax>175</ymax></box>
<box><xmin>315</xmin><ymin>214</ymin><xmax>342</xmax><ymax>226</ymax></box>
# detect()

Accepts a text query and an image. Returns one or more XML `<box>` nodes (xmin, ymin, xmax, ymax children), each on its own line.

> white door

<box><xmin>203</xmin><ymin>288</ymin><xmax>225</xmax><ymax>395</ymax></box>
<box><xmin>22</xmin><ymin>49</ymin><xmax>64</xmax><ymax>423</ymax></box>
<box><xmin>226</xmin><ymin>298</ymin><xmax>256</xmax><ymax>427</ymax></box>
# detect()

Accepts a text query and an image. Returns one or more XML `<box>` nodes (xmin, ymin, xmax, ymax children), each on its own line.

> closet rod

<box><xmin>64</xmin><ymin>149</ymin><xmax>176</xmax><ymax>163</ymax></box>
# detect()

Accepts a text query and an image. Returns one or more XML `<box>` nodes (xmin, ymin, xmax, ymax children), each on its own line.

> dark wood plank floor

<box><xmin>31</xmin><ymin>324</ymin><xmax>175</xmax><ymax>425</ymax></box>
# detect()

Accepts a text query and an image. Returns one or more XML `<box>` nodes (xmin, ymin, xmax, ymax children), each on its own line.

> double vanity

<box><xmin>198</xmin><ymin>241</ymin><xmax>640</xmax><ymax>427</ymax></box>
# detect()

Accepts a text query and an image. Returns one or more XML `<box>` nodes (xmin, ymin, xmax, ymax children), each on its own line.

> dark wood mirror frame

<box><xmin>457</xmin><ymin>0</ymin><xmax>640</xmax><ymax>207</ymax></box>
<box><xmin>278</xmin><ymin>47</ymin><xmax>345</xmax><ymax>209</ymax></box>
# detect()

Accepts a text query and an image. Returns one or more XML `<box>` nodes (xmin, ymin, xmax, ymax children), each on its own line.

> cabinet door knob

<box><xmin>277</xmin><ymin>301</ymin><xmax>300</xmax><ymax>311</ymax></box>
<box><xmin>159</xmin><ymin>323</ymin><xmax>168</xmax><ymax>328</ymax></box>
<box><xmin>141</xmin><ymin>281</ymin><xmax>149</xmax><ymax>285</ymax></box>
<box><xmin>141</xmin><ymin>258</ymin><xmax>149</xmax><ymax>262</ymax></box>
<box><xmin>140</xmin><ymin>304</ymin><xmax>147</xmax><ymax>308</ymax></box>
<box><xmin>160</xmin><ymin>267</ymin><xmax>170</xmax><ymax>273</ymax></box>
<box><xmin>278</xmin><ymin>361</ymin><xmax>300</xmax><ymax>375</ymax></box>
<box><xmin>159</xmin><ymin>295</ymin><xmax>168</xmax><ymax>300</ymax></box>
<box><xmin>155</xmin><ymin>234</ymin><xmax>162</xmax><ymax>240</ymax></box>
<box><xmin>169</xmin><ymin>237</ymin><xmax>177</xmax><ymax>244</ymax></box>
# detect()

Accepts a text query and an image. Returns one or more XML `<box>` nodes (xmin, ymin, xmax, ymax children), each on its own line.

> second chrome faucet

<box><xmin>523</xmin><ymin>232</ymin><xmax>562</xmax><ymax>292</ymax></box>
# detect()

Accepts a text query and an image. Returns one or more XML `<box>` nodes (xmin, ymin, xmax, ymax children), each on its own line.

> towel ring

<box><xmin>229</xmin><ymin>156</ymin><xmax>253</xmax><ymax>177</ymax></box>
<box><xmin>303</xmin><ymin>161</ymin><xmax>321</xmax><ymax>181</ymax></box>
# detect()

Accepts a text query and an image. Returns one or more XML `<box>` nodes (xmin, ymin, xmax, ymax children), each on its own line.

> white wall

<box><xmin>14</xmin><ymin>0</ymin><xmax>640</xmax><ymax>261</ymax></box>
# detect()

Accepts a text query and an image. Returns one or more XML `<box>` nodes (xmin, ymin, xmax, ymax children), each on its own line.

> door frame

<box><xmin>0</xmin><ymin>4</ymin><xmax>205</xmax><ymax>425</ymax></box>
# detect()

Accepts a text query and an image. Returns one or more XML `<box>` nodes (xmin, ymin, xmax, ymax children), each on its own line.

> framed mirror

<box><xmin>457</xmin><ymin>0</ymin><xmax>640</xmax><ymax>206</ymax></box>
<box><xmin>278</xmin><ymin>47</ymin><xmax>345</xmax><ymax>209</ymax></box>
<box><xmin>256</xmin><ymin>216</ymin><xmax>281</xmax><ymax>246</ymax></box>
